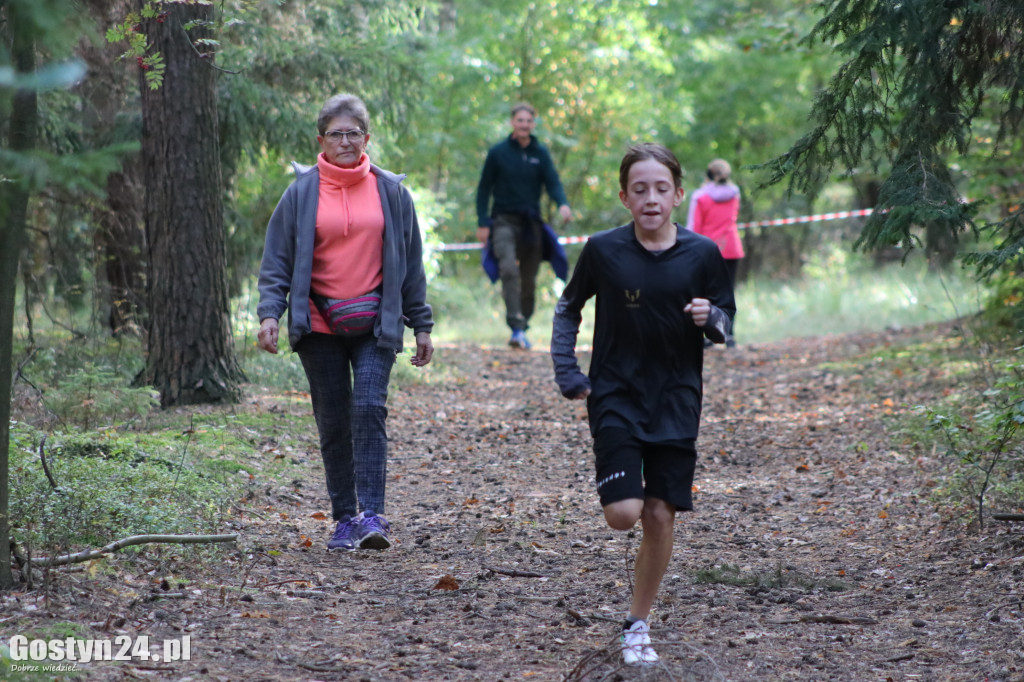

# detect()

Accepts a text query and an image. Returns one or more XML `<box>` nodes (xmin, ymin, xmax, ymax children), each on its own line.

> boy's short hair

<box><xmin>510</xmin><ymin>102</ymin><xmax>537</xmax><ymax>118</ymax></box>
<box><xmin>619</xmin><ymin>143</ymin><xmax>684</xmax><ymax>191</ymax></box>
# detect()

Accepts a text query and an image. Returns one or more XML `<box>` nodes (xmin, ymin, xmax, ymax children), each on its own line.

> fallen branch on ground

<box><xmin>992</xmin><ymin>513</ymin><xmax>1024</xmax><ymax>522</ymax></box>
<box><xmin>483</xmin><ymin>564</ymin><xmax>551</xmax><ymax>578</ymax></box>
<box><xmin>28</xmin><ymin>534</ymin><xmax>238</xmax><ymax>567</ymax></box>
<box><xmin>275</xmin><ymin>652</ymin><xmax>347</xmax><ymax>673</ymax></box>
<box><xmin>769</xmin><ymin>614</ymin><xmax>878</xmax><ymax>625</ymax></box>
<box><xmin>144</xmin><ymin>592</ymin><xmax>189</xmax><ymax>601</ymax></box>
<box><xmin>260</xmin><ymin>578</ymin><xmax>315</xmax><ymax>589</ymax></box>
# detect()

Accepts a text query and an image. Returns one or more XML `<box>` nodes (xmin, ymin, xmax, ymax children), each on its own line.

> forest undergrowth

<box><xmin>2</xmin><ymin>319</ymin><xmax>1022</xmax><ymax>681</ymax></box>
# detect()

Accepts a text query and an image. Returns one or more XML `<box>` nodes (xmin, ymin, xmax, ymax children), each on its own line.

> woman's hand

<box><xmin>257</xmin><ymin>318</ymin><xmax>280</xmax><ymax>354</ymax></box>
<box><xmin>684</xmin><ymin>298</ymin><xmax>711</xmax><ymax>327</ymax></box>
<box><xmin>411</xmin><ymin>331</ymin><xmax>434</xmax><ymax>367</ymax></box>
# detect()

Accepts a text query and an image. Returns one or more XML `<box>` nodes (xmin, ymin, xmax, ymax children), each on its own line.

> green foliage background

<box><xmin>3</xmin><ymin>0</ymin><xmax>1022</xmax><ymax>564</ymax></box>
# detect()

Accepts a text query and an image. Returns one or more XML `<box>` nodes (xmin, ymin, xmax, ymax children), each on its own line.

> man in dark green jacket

<box><xmin>475</xmin><ymin>102</ymin><xmax>572</xmax><ymax>349</ymax></box>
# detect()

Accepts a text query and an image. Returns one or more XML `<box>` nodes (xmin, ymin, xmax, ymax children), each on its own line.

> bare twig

<box><xmin>624</xmin><ymin>537</ymin><xmax>635</xmax><ymax>598</ymax></box>
<box><xmin>28</xmin><ymin>533</ymin><xmax>238</xmax><ymax>567</ymax></box>
<box><xmin>573</xmin><ymin>612</ymin><xmax>621</xmax><ymax>624</ymax></box>
<box><xmin>274</xmin><ymin>652</ymin><xmax>347</xmax><ymax>673</ymax></box>
<box><xmin>285</xmin><ymin>591</ymin><xmax>327</xmax><ymax>600</ymax></box>
<box><xmin>561</xmin><ymin>636</ymin><xmax>618</xmax><ymax>682</ymax></box>
<box><xmin>238</xmin><ymin>552</ymin><xmax>276</xmax><ymax>595</ymax></box>
<box><xmin>768</xmin><ymin>614</ymin><xmax>878</xmax><ymax>625</ymax></box>
<box><xmin>565</xmin><ymin>606</ymin><xmax>591</xmax><ymax>626</ymax></box>
<box><xmin>145</xmin><ymin>592</ymin><xmax>188</xmax><ymax>601</ymax></box>
<box><xmin>172</xmin><ymin>415</ymin><xmax>195</xmax><ymax>490</ymax></box>
<box><xmin>563</xmin><ymin>633</ymin><xmax>724</xmax><ymax>682</ymax></box>
<box><xmin>483</xmin><ymin>564</ymin><xmax>552</xmax><ymax>578</ymax></box>
<box><xmin>38</xmin><ymin>435</ymin><xmax>60</xmax><ymax>491</ymax></box>
<box><xmin>179</xmin><ymin>20</ymin><xmax>240</xmax><ymax>74</ymax></box>
<box><xmin>13</xmin><ymin>346</ymin><xmax>38</xmax><ymax>390</ymax></box>
<box><xmin>261</xmin><ymin>579</ymin><xmax>315</xmax><ymax>589</ymax></box>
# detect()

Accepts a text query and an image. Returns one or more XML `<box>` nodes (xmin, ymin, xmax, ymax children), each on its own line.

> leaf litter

<box><xmin>3</xmin><ymin>325</ymin><xmax>1023</xmax><ymax>681</ymax></box>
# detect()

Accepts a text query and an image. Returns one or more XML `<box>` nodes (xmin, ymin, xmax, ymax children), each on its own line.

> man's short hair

<box><xmin>510</xmin><ymin>102</ymin><xmax>536</xmax><ymax>118</ymax></box>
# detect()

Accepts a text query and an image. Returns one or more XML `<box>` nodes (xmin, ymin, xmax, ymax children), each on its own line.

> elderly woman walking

<box><xmin>256</xmin><ymin>93</ymin><xmax>434</xmax><ymax>551</ymax></box>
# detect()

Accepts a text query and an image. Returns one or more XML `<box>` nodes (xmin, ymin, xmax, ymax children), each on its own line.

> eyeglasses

<box><xmin>324</xmin><ymin>129</ymin><xmax>365</xmax><ymax>143</ymax></box>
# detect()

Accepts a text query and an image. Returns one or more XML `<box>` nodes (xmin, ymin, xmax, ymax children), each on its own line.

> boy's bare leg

<box><xmin>603</xmin><ymin>498</ymin><xmax>643</xmax><ymax>531</ymax></box>
<box><xmin>603</xmin><ymin>497</ymin><xmax>676</xmax><ymax>620</ymax></box>
<box><xmin>630</xmin><ymin>498</ymin><xmax>676</xmax><ymax>620</ymax></box>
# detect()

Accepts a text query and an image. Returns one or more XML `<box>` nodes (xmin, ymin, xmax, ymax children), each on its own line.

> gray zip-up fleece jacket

<box><xmin>257</xmin><ymin>162</ymin><xmax>433</xmax><ymax>351</ymax></box>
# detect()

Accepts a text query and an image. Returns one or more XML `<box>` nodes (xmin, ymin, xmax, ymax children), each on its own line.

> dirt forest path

<box><xmin>19</xmin><ymin>328</ymin><xmax>1023</xmax><ymax>681</ymax></box>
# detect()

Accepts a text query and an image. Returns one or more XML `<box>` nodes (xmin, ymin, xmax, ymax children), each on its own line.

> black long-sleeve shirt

<box><xmin>551</xmin><ymin>224</ymin><xmax>735</xmax><ymax>442</ymax></box>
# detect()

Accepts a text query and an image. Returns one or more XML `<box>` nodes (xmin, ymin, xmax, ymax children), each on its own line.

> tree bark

<box><xmin>925</xmin><ymin>220</ymin><xmax>957</xmax><ymax>271</ymax></box>
<box><xmin>136</xmin><ymin>0</ymin><xmax>244</xmax><ymax>406</ymax></box>
<box><xmin>99</xmin><ymin>166</ymin><xmax>147</xmax><ymax>334</ymax></box>
<box><xmin>0</xmin><ymin>0</ymin><xmax>38</xmax><ymax>590</ymax></box>
<box><xmin>76</xmin><ymin>0</ymin><xmax>148</xmax><ymax>335</ymax></box>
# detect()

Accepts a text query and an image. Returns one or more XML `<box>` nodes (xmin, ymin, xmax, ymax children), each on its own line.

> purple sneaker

<box><xmin>327</xmin><ymin>514</ymin><xmax>360</xmax><ymax>551</ymax></box>
<box><xmin>356</xmin><ymin>511</ymin><xmax>391</xmax><ymax>550</ymax></box>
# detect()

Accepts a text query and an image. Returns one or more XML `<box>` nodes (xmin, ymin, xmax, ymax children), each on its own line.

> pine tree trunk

<box><xmin>925</xmin><ymin>221</ymin><xmax>957</xmax><ymax>271</ymax></box>
<box><xmin>78</xmin><ymin>0</ymin><xmax>147</xmax><ymax>335</ymax></box>
<box><xmin>137</xmin><ymin>0</ymin><xmax>244</xmax><ymax>407</ymax></box>
<box><xmin>99</xmin><ymin>166</ymin><xmax>147</xmax><ymax>334</ymax></box>
<box><xmin>0</xmin><ymin>1</ymin><xmax>38</xmax><ymax>590</ymax></box>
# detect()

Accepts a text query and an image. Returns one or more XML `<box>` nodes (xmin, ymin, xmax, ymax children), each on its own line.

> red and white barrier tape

<box><xmin>437</xmin><ymin>208</ymin><xmax>875</xmax><ymax>252</ymax></box>
<box><xmin>737</xmin><ymin>207</ymin><xmax>874</xmax><ymax>229</ymax></box>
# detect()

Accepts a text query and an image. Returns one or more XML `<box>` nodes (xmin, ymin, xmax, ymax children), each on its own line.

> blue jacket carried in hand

<box><xmin>481</xmin><ymin>222</ymin><xmax>568</xmax><ymax>283</ymax></box>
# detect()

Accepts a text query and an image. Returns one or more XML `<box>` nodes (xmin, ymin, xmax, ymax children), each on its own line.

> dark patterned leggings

<box><xmin>296</xmin><ymin>332</ymin><xmax>396</xmax><ymax>520</ymax></box>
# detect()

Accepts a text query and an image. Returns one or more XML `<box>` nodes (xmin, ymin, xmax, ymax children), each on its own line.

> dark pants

<box><xmin>296</xmin><ymin>332</ymin><xmax>396</xmax><ymax>520</ymax></box>
<box><xmin>491</xmin><ymin>213</ymin><xmax>542</xmax><ymax>332</ymax></box>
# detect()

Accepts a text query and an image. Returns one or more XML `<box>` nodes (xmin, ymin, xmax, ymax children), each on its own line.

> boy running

<box><xmin>551</xmin><ymin>143</ymin><xmax>735</xmax><ymax>666</ymax></box>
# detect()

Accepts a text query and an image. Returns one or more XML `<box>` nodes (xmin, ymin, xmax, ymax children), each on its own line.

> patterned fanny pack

<box><xmin>310</xmin><ymin>287</ymin><xmax>382</xmax><ymax>337</ymax></box>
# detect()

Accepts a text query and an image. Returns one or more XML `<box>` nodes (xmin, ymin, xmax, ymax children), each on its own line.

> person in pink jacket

<box><xmin>686</xmin><ymin>159</ymin><xmax>742</xmax><ymax>347</ymax></box>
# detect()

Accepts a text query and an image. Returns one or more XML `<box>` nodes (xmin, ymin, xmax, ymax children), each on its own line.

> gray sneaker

<box><xmin>356</xmin><ymin>511</ymin><xmax>391</xmax><ymax>549</ymax></box>
<box><xmin>327</xmin><ymin>514</ymin><xmax>360</xmax><ymax>551</ymax></box>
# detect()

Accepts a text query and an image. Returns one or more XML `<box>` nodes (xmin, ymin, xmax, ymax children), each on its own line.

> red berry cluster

<box><xmin>136</xmin><ymin>56</ymin><xmax>151</xmax><ymax>71</ymax></box>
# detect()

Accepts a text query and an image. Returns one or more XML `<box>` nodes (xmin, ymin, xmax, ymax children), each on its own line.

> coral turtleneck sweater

<box><xmin>309</xmin><ymin>152</ymin><xmax>385</xmax><ymax>334</ymax></box>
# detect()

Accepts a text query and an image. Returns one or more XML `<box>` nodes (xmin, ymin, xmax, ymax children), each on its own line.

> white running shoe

<box><xmin>620</xmin><ymin>619</ymin><xmax>659</xmax><ymax>666</ymax></box>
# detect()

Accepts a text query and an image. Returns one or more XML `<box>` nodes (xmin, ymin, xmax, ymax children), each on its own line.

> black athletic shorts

<box><xmin>593</xmin><ymin>428</ymin><xmax>697</xmax><ymax>511</ymax></box>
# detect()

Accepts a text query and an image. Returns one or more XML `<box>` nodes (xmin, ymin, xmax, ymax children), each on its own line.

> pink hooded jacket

<box><xmin>685</xmin><ymin>181</ymin><xmax>744</xmax><ymax>260</ymax></box>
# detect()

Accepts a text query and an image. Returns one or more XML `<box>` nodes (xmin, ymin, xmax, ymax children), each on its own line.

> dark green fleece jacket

<box><xmin>475</xmin><ymin>134</ymin><xmax>569</xmax><ymax>227</ymax></box>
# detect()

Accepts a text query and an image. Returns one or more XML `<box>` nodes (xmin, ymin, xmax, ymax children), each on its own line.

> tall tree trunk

<box><xmin>0</xmin><ymin>1</ymin><xmax>38</xmax><ymax>590</ymax></box>
<box><xmin>137</xmin><ymin>0</ymin><xmax>244</xmax><ymax>406</ymax></box>
<box><xmin>78</xmin><ymin>0</ymin><xmax>147</xmax><ymax>335</ymax></box>
<box><xmin>99</xmin><ymin>165</ymin><xmax>147</xmax><ymax>334</ymax></box>
<box><xmin>925</xmin><ymin>221</ymin><xmax>958</xmax><ymax>271</ymax></box>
